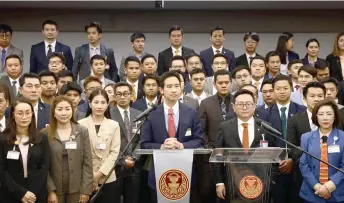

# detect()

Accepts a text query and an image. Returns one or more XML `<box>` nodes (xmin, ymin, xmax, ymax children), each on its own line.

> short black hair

<box><xmin>212</xmin><ymin>53</ymin><xmax>228</xmax><ymax>64</ymax></box>
<box><xmin>320</xmin><ymin>77</ymin><xmax>339</xmax><ymax>88</ymax></box>
<box><xmin>232</xmin><ymin>65</ymin><xmax>251</xmax><ymax>78</ymax></box>
<box><xmin>189</xmin><ymin>68</ymin><xmax>205</xmax><ymax>78</ymax></box>
<box><xmin>90</xmin><ymin>54</ymin><xmax>106</xmax><ymax>65</ymax></box>
<box><xmin>142</xmin><ymin>75</ymin><xmax>159</xmax><ymax>86</ymax></box>
<box><xmin>214</xmin><ymin>69</ymin><xmax>231</xmax><ymax>83</ymax></box>
<box><xmin>302</xmin><ymin>82</ymin><xmax>326</xmax><ymax>98</ymax></box>
<box><xmin>58</xmin><ymin>70</ymin><xmax>74</xmax><ymax>80</ymax></box>
<box><xmin>169</xmin><ymin>55</ymin><xmax>186</xmax><ymax>68</ymax></box>
<box><xmin>260</xmin><ymin>78</ymin><xmax>274</xmax><ymax>91</ymax></box>
<box><xmin>306</xmin><ymin>38</ymin><xmax>320</xmax><ymax>47</ymax></box>
<box><xmin>169</xmin><ymin>25</ymin><xmax>183</xmax><ymax>36</ymax></box>
<box><xmin>84</xmin><ymin>21</ymin><xmax>102</xmax><ymax>33</ymax></box>
<box><xmin>114</xmin><ymin>82</ymin><xmax>133</xmax><ymax>93</ymax></box>
<box><xmin>265</xmin><ymin>51</ymin><xmax>280</xmax><ymax>64</ymax></box>
<box><xmin>125</xmin><ymin>56</ymin><xmax>141</xmax><ymax>67</ymax></box>
<box><xmin>243</xmin><ymin>32</ymin><xmax>260</xmax><ymax>42</ymax></box>
<box><xmin>185</xmin><ymin>53</ymin><xmax>201</xmax><ymax>63</ymax></box>
<box><xmin>141</xmin><ymin>54</ymin><xmax>157</xmax><ymax>64</ymax></box>
<box><xmin>19</xmin><ymin>73</ymin><xmax>40</xmax><ymax>87</ymax></box>
<box><xmin>42</xmin><ymin>20</ymin><xmax>59</xmax><ymax>30</ymax></box>
<box><xmin>314</xmin><ymin>59</ymin><xmax>329</xmax><ymax>70</ymax></box>
<box><xmin>234</xmin><ymin>89</ymin><xmax>255</xmax><ymax>103</ymax></box>
<box><xmin>159</xmin><ymin>71</ymin><xmax>181</xmax><ymax>88</ymax></box>
<box><xmin>48</xmin><ymin>52</ymin><xmax>66</xmax><ymax>65</ymax></box>
<box><xmin>0</xmin><ymin>24</ymin><xmax>12</xmax><ymax>35</ymax></box>
<box><xmin>250</xmin><ymin>55</ymin><xmax>265</xmax><ymax>66</ymax></box>
<box><xmin>288</xmin><ymin>59</ymin><xmax>303</xmax><ymax>70</ymax></box>
<box><xmin>272</xmin><ymin>74</ymin><xmax>292</xmax><ymax>89</ymax></box>
<box><xmin>38</xmin><ymin>70</ymin><xmax>58</xmax><ymax>84</ymax></box>
<box><xmin>5</xmin><ymin>54</ymin><xmax>22</xmax><ymax>66</ymax></box>
<box><xmin>61</xmin><ymin>82</ymin><xmax>82</xmax><ymax>95</ymax></box>
<box><xmin>298</xmin><ymin>65</ymin><xmax>317</xmax><ymax>78</ymax></box>
<box><xmin>130</xmin><ymin>32</ymin><xmax>145</xmax><ymax>42</ymax></box>
<box><xmin>210</xmin><ymin>26</ymin><xmax>225</xmax><ymax>36</ymax></box>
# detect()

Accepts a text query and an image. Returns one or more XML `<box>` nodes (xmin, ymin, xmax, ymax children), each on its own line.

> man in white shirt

<box><xmin>124</xmin><ymin>56</ymin><xmax>143</xmax><ymax>102</ymax></box>
<box><xmin>235</xmin><ymin>32</ymin><xmax>261</xmax><ymax>68</ymax></box>
<box><xmin>287</xmin><ymin>59</ymin><xmax>303</xmax><ymax>92</ymax></box>
<box><xmin>132</xmin><ymin>75</ymin><xmax>159</xmax><ymax>112</ymax></box>
<box><xmin>250</xmin><ymin>56</ymin><xmax>266</xmax><ymax>91</ymax></box>
<box><xmin>141</xmin><ymin>54</ymin><xmax>158</xmax><ymax>76</ymax></box>
<box><xmin>186</xmin><ymin>69</ymin><xmax>210</xmax><ymax>104</ymax></box>
<box><xmin>0</xmin><ymin>54</ymin><xmax>22</xmax><ymax>102</ymax></box>
<box><xmin>321</xmin><ymin>77</ymin><xmax>344</xmax><ymax>109</ymax></box>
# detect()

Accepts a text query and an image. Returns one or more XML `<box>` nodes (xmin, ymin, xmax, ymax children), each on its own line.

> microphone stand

<box><xmin>259</xmin><ymin>123</ymin><xmax>344</xmax><ymax>174</ymax></box>
<box><xmin>90</xmin><ymin>116</ymin><xmax>148</xmax><ymax>203</ymax></box>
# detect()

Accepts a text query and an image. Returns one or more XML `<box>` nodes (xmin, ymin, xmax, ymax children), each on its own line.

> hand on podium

<box><xmin>161</xmin><ymin>138</ymin><xmax>184</xmax><ymax>149</ymax></box>
<box><xmin>216</xmin><ymin>185</ymin><xmax>226</xmax><ymax>199</ymax></box>
<box><xmin>279</xmin><ymin>158</ymin><xmax>293</xmax><ymax>174</ymax></box>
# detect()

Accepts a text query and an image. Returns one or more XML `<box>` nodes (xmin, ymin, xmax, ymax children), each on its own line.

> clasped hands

<box><xmin>314</xmin><ymin>183</ymin><xmax>332</xmax><ymax>199</ymax></box>
<box><xmin>161</xmin><ymin>138</ymin><xmax>184</xmax><ymax>149</ymax></box>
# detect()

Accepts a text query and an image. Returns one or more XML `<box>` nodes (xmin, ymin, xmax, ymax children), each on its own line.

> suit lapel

<box><xmin>288</xmin><ymin>102</ymin><xmax>297</xmax><ymax>118</ymax></box>
<box><xmin>177</xmin><ymin>104</ymin><xmax>189</xmax><ymax>141</ymax></box>
<box><xmin>156</xmin><ymin>105</ymin><xmax>169</xmax><ymax>137</ymax></box>
<box><xmin>271</xmin><ymin>105</ymin><xmax>282</xmax><ymax>132</ymax></box>
<box><xmin>167</xmin><ymin>47</ymin><xmax>173</xmax><ymax>60</ymax></box>
<box><xmin>299</xmin><ymin>111</ymin><xmax>311</xmax><ymax>132</ymax></box>
<box><xmin>111</xmin><ymin>107</ymin><xmax>127</xmax><ymax>141</ymax></box>
<box><xmin>55</xmin><ymin>42</ymin><xmax>62</xmax><ymax>54</ymax></box>
<box><xmin>212</xmin><ymin>95</ymin><xmax>222</xmax><ymax>120</ymax></box>
<box><xmin>6</xmin><ymin>45</ymin><xmax>14</xmax><ymax>56</ymax></box>
<box><xmin>251</xmin><ymin>120</ymin><xmax>263</xmax><ymax>147</ymax></box>
<box><xmin>100</xmin><ymin>44</ymin><xmax>107</xmax><ymax>57</ymax></box>
<box><xmin>232</xmin><ymin>118</ymin><xmax>243</xmax><ymax>147</ymax></box>
<box><xmin>84</xmin><ymin>44</ymin><xmax>90</xmax><ymax>61</ymax></box>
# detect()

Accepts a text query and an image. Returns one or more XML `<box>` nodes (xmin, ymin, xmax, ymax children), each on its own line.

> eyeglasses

<box><xmin>235</xmin><ymin>102</ymin><xmax>255</xmax><ymax>109</ymax></box>
<box><xmin>15</xmin><ymin>112</ymin><xmax>32</xmax><ymax>118</ymax></box>
<box><xmin>0</xmin><ymin>34</ymin><xmax>11</xmax><ymax>39</ymax></box>
<box><xmin>115</xmin><ymin>92</ymin><xmax>131</xmax><ymax>97</ymax></box>
<box><xmin>49</xmin><ymin>61</ymin><xmax>62</xmax><ymax>65</ymax></box>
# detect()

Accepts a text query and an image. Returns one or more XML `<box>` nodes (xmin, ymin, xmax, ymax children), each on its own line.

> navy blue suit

<box><xmin>300</xmin><ymin>129</ymin><xmax>344</xmax><ymax>203</ymax></box>
<box><xmin>200</xmin><ymin>47</ymin><xmax>235</xmax><ymax>76</ymax></box>
<box><xmin>302</xmin><ymin>56</ymin><xmax>325</xmax><ymax>66</ymax></box>
<box><xmin>30</xmin><ymin>41</ymin><xmax>73</xmax><ymax>74</ymax></box>
<box><xmin>132</xmin><ymin>98</ymin><xmax>148</xmax><ymax>112</ymax></box>
<box><xmin>140</xmin><ymin>103</ymin><xmax>204</xmax><ymax>189</ymax></box>
<box><xmin>259</xmin><ymin>101</ymin><xmax>306</xmax><ymax>203</ymax></box>
<box><xmin>286</xmin><ymin>51</ymin><xmax>300</xmax><ymax>63</ymax></box>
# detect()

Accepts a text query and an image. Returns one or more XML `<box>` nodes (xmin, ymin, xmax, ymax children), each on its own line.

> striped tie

<box><xmin>319</xmin><ymin>136</ymin><xmax>329</xmax><ymax>184</ymax></box>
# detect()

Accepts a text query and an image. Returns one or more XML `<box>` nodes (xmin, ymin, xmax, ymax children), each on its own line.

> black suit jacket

<box><xmin>157</xmin><ymin>46</ymin><xmax>194</xmax><ymax>75</ymax></box>
<box><xmin>0</xmin><ymin>132</ymin><xmax>50</xmax><ymax>202</ymax></box>
<box><xmin>200</xmin><ymin>47</ymin><xmax>235</xmax><ymax>76</ymax></box>
<box><xmin>327</xmin><ymin>54</ymin><xmax>343</xmax><ymax>81</ymax></box>
<box><xmin>132</xmin><ymin>98</ymin><xmax>148</xmax><ymax>112</ymax></box>
<box><xmin>235</xmin><ymin>53</ymin><xmax>262</xmax><ymax>68</ymax></box>
<box><xmin>0</xmin><ymin>76</ymin><xmax>18</xmax><ymax>103</ymax></box>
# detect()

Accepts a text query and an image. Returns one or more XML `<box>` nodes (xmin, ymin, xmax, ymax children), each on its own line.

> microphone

<box><xmin>256</xmin><ymin>119</ymin><xmax>344</xmax><ymax>174</ymax></box>
<box><xmin>133</xmin><ymin>104</ymin><xmax>157</xmax><ymax>122</ymax></box>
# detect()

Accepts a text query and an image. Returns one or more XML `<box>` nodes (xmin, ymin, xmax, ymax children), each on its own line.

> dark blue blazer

<box><xmin>302</xmin><ymin>56</ymin><xmax>325</xmax><ymax>66</ymax></box>
<box><xmin>132</xmin><ymin>98</ymin><xmax>148</xmax><ymax>112</ymax></box>
<box><xmin>299</xmin><ymin>129</ymin><xmax>344</xmax><ymax>203</ymax></box>
<box><xmin>259</xmin><ymin>102</ymin><xmax>306</xmax><ymax>147</ymax></box>
<box><xmin>140</xmin><ymin>103</ymin><xmax>204</xmax><ymax>189</ymax></box>
<box><xmin>200</xmin><ymin>47</ymin><xmax>235</xmax><ymax>77</ymax></box>
<box><xmin>29</xmin><ymin>41</ymin><xmax>73</xmax><ymax>74</ymax></box>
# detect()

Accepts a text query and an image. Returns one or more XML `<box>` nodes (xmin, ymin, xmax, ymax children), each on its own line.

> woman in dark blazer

<box><xmin>46</xmin><ymin>96</ymin><xmax>93</xmax><ymax>203</ymax></box>
<box><xmin>303</xmin><ymin>38</ymin><xmax>324</xmax><ymax>66</ymax></box>
<box><xmin>0</xmin><ymin>98</ymin><xmax>50</xmax><ymax>203</ymax></box>
<box><xmin>299</xmin><ymin>99</ymin><xmax>344</xmax><ymax>203</ymax></box>
<box><xmin>326</xmin><ymin>32</ymin><xmax>344</xmax><ymax>81</ymax></box>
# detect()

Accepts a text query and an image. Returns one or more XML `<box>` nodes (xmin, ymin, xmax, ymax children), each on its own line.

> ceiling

<box><xmin>0</xmin><ymin>0</ymin><xmax>344</xmax><ymax>10</ymax></box>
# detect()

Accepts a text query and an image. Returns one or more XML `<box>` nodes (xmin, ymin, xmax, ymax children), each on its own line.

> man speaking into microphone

<box><xmin>140</xmin><ymin>71</ymin><xmax>203</xmax><ymax>203</ymax></box>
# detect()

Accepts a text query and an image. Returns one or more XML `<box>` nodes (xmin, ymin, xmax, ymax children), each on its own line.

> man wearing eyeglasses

<box><xmin>109</xmin><ymin>82</ymin><xmax>142</xmax><ymax>203</ymax></box>
<box><xmin>215</xmin><ymin>89</ymin><xmax>275</xmax><ymax>202</ymax></box>
<box><xmin>81</xmin><ymin>76</ymin><xmax>102</xmax><ymax>100</ymax></box>
<box><xmin>235</xmin><ymin>32</ymin><xmax>262</xmax><ymax>68</ymax></box>
<box><xmin>0</xmin><ymin>24</ymin><xmax>23</xmax><ymax>76</ymax></box>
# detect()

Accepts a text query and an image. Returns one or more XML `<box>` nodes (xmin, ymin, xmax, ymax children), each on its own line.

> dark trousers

<box><xmin>139</xmin><ymin>169</ymin><xmax>152</xmax><ymax>203</ymax></box>
<box><xmin>92</xmin><ymin>181</ymin><xmax>118</xmax><ymax>203</ymax></box>
<box><xmin>113</xmin><ymin>166</ymin><xmax>141</xmax><ymax>203</ymax></box>
<box><xmin>195</xmin><ymin>154</ymin><xmax>217</xmax><ymax>203</ymax></box>
<box><xmin>150</xmin><ymin>187</ymin><xmax>200</xmax><ymax>203</ymax></box>
<box><xmin>272</xmin><ymin>173</ymin><xmax>295</xmax><ymax>203</ymax></box>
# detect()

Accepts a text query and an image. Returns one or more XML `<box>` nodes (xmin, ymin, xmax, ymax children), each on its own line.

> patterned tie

<box><xmin>242</xmin><ymin>123</ymin><xmax>249</xmax><ymax>152</ymax></box>
<box><xmin>319</xmin><ymin>136</ymin><xmax>329</xmax><ymax>184</ymax></box>
<box><xmin>295</xmin><ymin>85</ymin><xmax>301</xmax><ymax>91</ymax></box>
<box><xmin>221</xmin><ymin>98</ymin><xmax>226</xmax><ymax>120</ymax></box>
<box><xmin>131</xmin><ymin>84</ymin><xmax>137</xmax><ymax>102</ymax></box>
<box><xmin>216</xmin><ymin>49</ymin><xmax>220</xmax><ymax>54</ymax></box>
<box><xmin>124</xmin><ymin>110</ymin><xmax>132</xmax><ymax>140</ymax></box>
<box><xmin>1</xmin><ymin>49</ymin><xmax>6</xmax><ymax>70</ymax></box>
<box><xmin>249</xmin><ymin>56</ymin><xmax>253</xmax><ymax>64</ymax></box>
<box><xmin>47</xmin><ymin>45</ymin><xmax>52</xmax><ymax>57</ymax></box>
<box><xmin>168</xmin><ymin>108</ymin><xmax>176</xmax><ymax>138</ymax></box>
<box><xmin>12</xmin><ymin>81</ymin><xmax>17</xmax><ymax>97</ymax></box>
<box><xmin>175</xmin><ymin>49</ymin><xmax>180</xmax><ymax>56</ymax></box>
<box><xmin>280</xmin><ymin>107</ymin><xmax>287</xmax><ymax>139</ymax></box>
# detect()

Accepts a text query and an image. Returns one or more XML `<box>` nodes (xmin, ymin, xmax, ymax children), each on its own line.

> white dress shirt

<box><xmin>237</xmin><ymin>117</ymin><xmax>255</xmax><ymax>147</ymax></box>
<box><xmin>44</xmin><ymin>40</ymin><xmax>56</xmax><ymax>55</ymax></box>
<box><xmin>145</xmin><ymin>97</ymin><xmax>157</xmax><ymax>108</ymax></box>
<box><xmin>246</xmin><ymin>53</ymin><xmax>256</xmax><ymax>67</ymax></box>
<box><xmin>126</xmin><ymin>79</ymin><xmax>139</xmax><ymax>100</ymax></box>
<box><xmin>0</xmin><ymin>116</ymin><xmax>5</xmax><ymax>132</ymax></box>
<box><xmin>8</xmin><ymin>77</ymin><xmax>20</xmax><ymax>92</ymax></box>
<box><xmin>163</xmin><ymin>101</ymin><xmax>179</xmax><ymax>132</ymax></box>
<box><xmin>89</xmin><ymin>44</ymin><xmax>101</xmax><ymax>58</ymax></box>
<box><xmin>307</xmin><ymin>109</ymin><xmax>318</xmax><ymax>131</ymax></box>
<box><xmin>212</xmin><ymin>46</ymin><xmax>223</xmax><ymax>55</ymax></box>
<box><xmin>191</xmin><ymin>91</ymin><xmax>208</xmax><ymax>104</ymax></box>
<box><xmin>33</xmin><ymin>102</ymin><xmax>39</xmax><ymax>125</ymax></box>
<box><xmin>171</xmin><ymin>46</ymin><xmax>182</xmax><ymax>56</ymax></box>
<box><xmin>276</xmin><ymin>102</ymin><xmax>290</xmax><ymax>121</ymax></box>
<box><xmin>117</xmin><ymin>105</ymin><xmax>130</xmax><ymax>122</ymax></box>
<box><xmin>252</xmin><ymin>77</ymin><xmax>264</xmax><ymax>91</ymax></box>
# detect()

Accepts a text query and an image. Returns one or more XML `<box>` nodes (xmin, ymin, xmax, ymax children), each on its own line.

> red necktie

<box><xmin>242</xmin><ymin>123</ymin><xmax>249</xmax><ymax>152</ymax></box>
<box><xmin>319</xmin><ymin>136</ymin><xmax>329</xmax><ymax>183</ymax></box>
<box><xmin>168</xmin><ymin>108</ymin><xmax>176</xmax><ymax>138</ymax></box>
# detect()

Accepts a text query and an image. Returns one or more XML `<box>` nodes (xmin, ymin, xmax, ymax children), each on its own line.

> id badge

<box><xmin>328</xmin><ymin>145</ymin><xmax>340</xmax><ymax>153</ymax></box>
<box><xmin>65</xmin><ymin>141</ymin><xmax>77</xmax><ymax>149</ymax></box>
<box><xmin>96</xmin><ymin>142</ymin><xmax>106</xmax><ymax>150</ymax></box>
<box><xmin>260</xmin><ymin>140</ymin><xmax>268</xmax><ymax>148</ymax></box>
<box><xmin>7</xmin><ymin>151</ymin><xmax>20</xmax><ymax>160</ymax></box>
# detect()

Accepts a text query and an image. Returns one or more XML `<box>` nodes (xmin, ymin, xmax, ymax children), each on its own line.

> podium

<box><xmin>210</xmin><ymin>148</ymin><xmax>285</xmax><ymax>203</ymax></box>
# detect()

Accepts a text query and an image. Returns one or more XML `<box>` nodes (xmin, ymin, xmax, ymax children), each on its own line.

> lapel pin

<box><xmin>40</xmin><ymin>107</ymin><xmax>43</xmax><ymax>110</ymax></box>
<box><xmin>30</xmin><ymin>143</ymin><xmax>34</xmax><ymax>147</ymax></box>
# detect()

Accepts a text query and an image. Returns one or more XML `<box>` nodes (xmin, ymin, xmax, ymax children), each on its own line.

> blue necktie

<box><xmin>1</xmin><ymin>49</ymin><xmax>6</xmax><ymax>70</ymax></box>
<box><xmin>280</xmin><ymin>107</ymin><xmax>287</xmax><ymax>138</ymax></box>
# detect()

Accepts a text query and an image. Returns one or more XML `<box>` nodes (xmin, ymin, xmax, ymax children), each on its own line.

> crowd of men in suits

<box><xmin>2</xmin><ymin>19</ymin><xmax>344</xmax><ymax>203</ymax></box>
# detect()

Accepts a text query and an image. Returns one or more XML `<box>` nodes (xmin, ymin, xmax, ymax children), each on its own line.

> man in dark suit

<box><xmin>72</xmin><ymin>22</ymin><xmax>119</xmax><ymax>82</ymax></box>
<box><xmin>198</xmin><ymin>69</ymin><xmax>233</xmax><ymax>203</ymax></box>
<box><xmin>109</xmin><ymin>82</ymin><xmax>142</xmax><ymax>203</ymax></box>
<box><xmin>287</xmin><ymin>82</ymin><xmax>326</xmax><ymax>203</ymax></box>
<box><xmin>259</xmin><ymin>75</ymin><xmax>306</xmax><ymax>203</ymax></box>
<box><xmin>200</xmin><ymin>26</ymin><xmax>235</xmax><ymax>76</ymax></box>
<box><xmin>157</xmin><ymin>25</ymin><xmax>194</xmax><ymax>75</ymax></box>
<box><xmin>140</xmin><ymin>71</ymin><xmax>203</xmax><ymax>203</ymax></box>
<box><xmin>30</xmin><ymin>20</ymin><xmax>73</xmax><ymax>74</ymax></box>
<box><xmin>0</xmin><ymin>54</ymin><xmax>22</xmax><ymax>102</ymax></box>
<box><xmin>132</xmin><ymin>75</ymin><xmax>159</xmax><ymax>112</ymax></box>
<box><xmin>215</xmin><ymin>89</ymin><xmax>276</xmax><ymax>202</ymax></box>
<box><xmin>17</xmin><ymin>73</ymin><xmax>50</xmax><ymax>130</ymax></box>
<box><xmin>172</xmin><ymin>70</ymin><xmax>199</xmax><ymax>110</ymax></box>
<box><xmin>123</xmin><ymin>56</ymin><xmax>144</xmax><ymax>102</ymax></box>
<box><xmin>235</xmin><ymin>32</ymin><xmax>261</xmax><ymax>68</ymax></box>
<box><xmin>250</xmin><ymin>56</ymin><xmax>268</xmax><ymax>91</ymax></box>
<box><xmin>141</xmin><ymin>54</ymin><xmax>158</xmax><ymax>76</ymax></box>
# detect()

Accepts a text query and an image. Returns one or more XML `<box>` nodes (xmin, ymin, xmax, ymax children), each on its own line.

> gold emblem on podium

<box><xmin>239</xmin><ymin>175</ymin><xmax>264</xmax><ymax>200</ymax></box>
<box><xmin>158</xmin><ymin>169</ymin><xmax>189</xmax><ymax>200</ymax></box>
